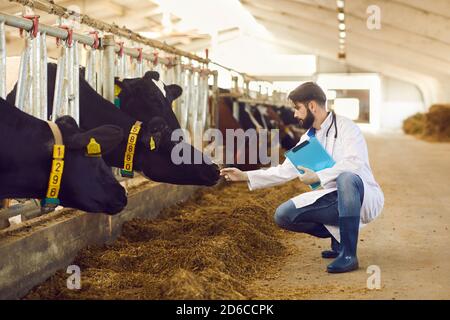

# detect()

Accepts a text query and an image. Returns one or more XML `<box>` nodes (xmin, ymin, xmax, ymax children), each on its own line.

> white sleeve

<box><xmin>247</xmin><ymin>158</ymin><xmax>299</xmax><ymax>191</ymax></box>
<box><xmin>316</xmin><ymin>122</ymin><xmax>366</xmax><ymax>186</ymax></box>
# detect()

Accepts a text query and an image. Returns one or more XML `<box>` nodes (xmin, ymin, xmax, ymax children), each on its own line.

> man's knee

<box><xmin>337</xmin><ymin>172</ymin><xmax>364</xmax><ymax>203</ymax></box>
<box><xmin>337</xmin><ymin>172</ymin><xmax>361</xmax><ymax>190</ymax></box>
<box><xmin>274</xmin><ymin>201</ymin><xmax>295</xmax><ymax>229</ymax></box>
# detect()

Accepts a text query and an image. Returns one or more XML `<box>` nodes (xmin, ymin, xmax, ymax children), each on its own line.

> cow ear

<box><xmin>66</xmin><ymin>125</ymin><xmax>124</xmax><ymax>155</ymax></box>
<box><xmin>115</xmin><ymin>78</ymin><xmax>138</xmax><ymax>96</ymax></box>
<box><xmin>165</xmin><ymin>84</ymin><xmax>182</xmax><ymax>101</ymax></box>
<box><xmin>114</xmin><ymin>78</ymin><xmax>128</xmax><ymax>92</ymax></box>
<box><xmin>144</xmin><ymin>71</ymin><xmax>160</xmax><ymax>81</ymax></box>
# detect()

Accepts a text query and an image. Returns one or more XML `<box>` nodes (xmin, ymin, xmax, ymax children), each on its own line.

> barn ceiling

<box><xmin>1</xmin><ymin>0</ymin><xmax>450</xmax><ymax>102</ymax></box>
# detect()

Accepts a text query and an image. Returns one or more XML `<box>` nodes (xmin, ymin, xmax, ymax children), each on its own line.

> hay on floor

<box><xmin>26</xmin><ymin>179</ymin><xmax>308</xmax><ymax>300</ymax></box>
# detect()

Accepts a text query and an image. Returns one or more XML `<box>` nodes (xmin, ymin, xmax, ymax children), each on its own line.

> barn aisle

<box><xmin>249</xmin><ymin>132</ymin><xmax>450</xmax><ymax>299</ymax></box>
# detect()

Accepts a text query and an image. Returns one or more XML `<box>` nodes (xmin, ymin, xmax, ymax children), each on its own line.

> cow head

<box><xmin>115</xmin><ymin>71</ymin><xmax>182</xmax><ymax>131</ymax></box>
<box><xmin>114</xmin><ymin>71</ymin><xmax>220</xmax><ymax>186</ymax></box>
<box><xmin>53</xmin><ymin>116</ymin><xmax>128</xmax><ymax>214</ymax></box>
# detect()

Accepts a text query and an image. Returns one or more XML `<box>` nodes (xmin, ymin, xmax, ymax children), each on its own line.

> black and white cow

<box><xmin>0</xmin><ymin>97</ymin><xmax>127</xmax><ymax>214</ymax></box>
<box><xmin>7</xmin><ymin>64</ymin><xmax>220</xmax><ymax>186</ymax></box>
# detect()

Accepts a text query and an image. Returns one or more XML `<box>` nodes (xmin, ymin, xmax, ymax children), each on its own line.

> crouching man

<box><xmin>220</xmin><ymin>82</ymin><xmax>384</xmax><ymax>273</ymax></box>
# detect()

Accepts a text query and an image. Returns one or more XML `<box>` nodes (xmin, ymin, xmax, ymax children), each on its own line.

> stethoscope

<box><xmin>309</xmin><ymin>110</ymin><xmax>337</xmax><ymax>152</ymax></box>
<box><xmin>326</xmin><ymin>110</ymin><xmax>338</xmax><ymax>139</ymax></box>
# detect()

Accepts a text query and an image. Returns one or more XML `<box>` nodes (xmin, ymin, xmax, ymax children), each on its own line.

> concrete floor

<box><xmin>251</xmin><ymin>132</ymin><xmax>450</xmax><ymax>300</ymax></box>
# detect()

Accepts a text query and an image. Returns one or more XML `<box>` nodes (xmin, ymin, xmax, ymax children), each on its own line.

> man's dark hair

<box><xmin>288</xmin><ymin>82</ymin><xmax>327</xmax><ymax>107</ymax></box>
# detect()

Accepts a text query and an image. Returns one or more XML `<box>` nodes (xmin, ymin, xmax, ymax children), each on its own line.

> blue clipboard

<box><xmin>285</xmin><ymin>137</ymin><xmax>336</xmax><ymax>190</ymax></box>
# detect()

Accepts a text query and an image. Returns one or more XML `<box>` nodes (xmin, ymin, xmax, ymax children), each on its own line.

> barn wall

<box><xmin>380</xmin><ymin>77</ymin><xmax>425</xmax><ymax>130</ymax></box>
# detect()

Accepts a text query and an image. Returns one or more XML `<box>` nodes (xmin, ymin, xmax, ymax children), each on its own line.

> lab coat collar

<box><xmin>315</xmin><ymin>111</ymin><xmax>333</xmax><ymax>134</ymax></box>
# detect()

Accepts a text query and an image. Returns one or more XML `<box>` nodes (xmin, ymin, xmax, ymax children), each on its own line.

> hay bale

<box><xmin>403</xmin><ymin>104</ymin><xmax>450</xmax><ymax>142</ymax></box>
<box><xmin>423</xmin><ymin>104</ymin><xmax>450</xmax><ymax>141</ymax></box>
<box><xmin>403</xmin><ymin>112</ymin><xmax>425</xmax><ymax>136</ymax></box>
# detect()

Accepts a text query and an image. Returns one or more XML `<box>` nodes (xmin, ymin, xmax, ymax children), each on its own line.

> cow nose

<box><xmin>106</xmin><ymin>187</ymin><xmax>128</xmax><ymax>215</ymax></box>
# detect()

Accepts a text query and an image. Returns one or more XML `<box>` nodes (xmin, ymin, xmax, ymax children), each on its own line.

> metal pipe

<box><xmin>199</xmin><ymin>73</ymin><xmax>208</xmax><ymax>129</ymax></box>
<box><xmin>189</xmin><ymin>71</ymin><xmax>199</xmax><ymax>134</ymax></box>
<box><xmin>166</xmin><ymin>65</ymin><xmax>174</xmax><ymax>85</ymax></box>
<box><xmin>40</xmin><ymin>32</ymin><xmax>48</xmax><ymax>120</ymax></box>
<box><xmin>15</xmin><ymin>37</ymin><xmax>31</xmax><ymax>110</ymax></box>
<box><xmin>212</xmin><ymin>71</ymin><xmax>219</xmax><ymax>129</ymax></box>
<box><xmin>73</xmin><ymin>41</ymin><xmax>80</xmax><ymax>124</ymax></box>
<box><xmin>31</xmin><ymin>29</ymin><xmax>41</xmax><ymax>119</ymax></box>
<box><xmin>180</xmin><ymin>69</ymin><xmax>191</xmax><ymax>129</ymax></box>
<box><xmin>96</xmin><ymin>48</ymin><xmax>103</xmax><ymax>94</ymax></box>
<box><xmin>115</xmin><ymin>50</ymin><xmax>124</xmax><ymax>78</ymax></box>
<box><xmin>159</xmin><ymin>64</ymin><xmax>166</xmax><ymax>82</ymax></box>
<box><xmin>102</xmin><ymin>34</ymin><xmax>115</xmax><ymax>103</ymax></box>
<box><xmin>52</xmin><ymin>45</ymin><xmax>66</xmax><ymax>121</ymax></box>
<box><xmin>0</xmin><ymin>13</ymin><xmax>95</xmax><ymax>47</ymax></box>
<box><xmin>136</xmin><ymin>60</ymin><xmax>143</xmax><ymax>78</ymax></box>
<box><xmin>85</xmin><ymin>49</ymin><xmax>96</xmax><ymax>88</ymax></box>
<box><xmin>66</xmin><ymin>42</ymin><xmax>74</xmax><ymax>120</ymax></box>
<box><xmin>114</xmin><ymin>45</ymin><xmax>170</xmax><ymax>67</ymax></box>
<box><xmin>142</xmin><ymin>59</ymin><xmax>151</xmax><ymax>75</ymax></box>
<box><xmin>123</xmin><ymin>53</ymin><xmax>129</xmax><ymax>78</ymax></box>
<box><xmin>0</xmin><ymin>21</ymin><xmax>6</xmax><ymax>99</ymax></box>
<box><xmin>25</xmin><ymin>37</ymin><xmax>33</xmax><ymax>116</ymax></box>
<box><xmin>32</xmin><ymin>32</ymin><xmax>40</xmax><ymax>117</ymax></box>
<box><xmin>7</xmin><ymin>0</ymin><xmax>209</xmax><ymax>63</ymax></box>
<box><xmin>129</xmin><ymin>57</ymin><xmax>136</xmax><ymax>78</ymax></box>
<box><xmin>175</xmin><ymin>62</ymin><xmax>182</xmax><ymax>87</ymax></box>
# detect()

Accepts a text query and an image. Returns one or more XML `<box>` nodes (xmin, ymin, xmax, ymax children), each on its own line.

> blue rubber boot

<box><xmin>327</xmin><ymin>216</ymin><xmax>360</xmax><ymax>273</ymax></box>
<box><xmin>321</xmin><ymin>237</ymin><xmax>341</xmax><ymax>259</ymax></box>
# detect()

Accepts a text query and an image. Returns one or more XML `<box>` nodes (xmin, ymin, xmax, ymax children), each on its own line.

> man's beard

<box><xmin>300</xmin><ymin>108</ymin><xmax>315</xmax><ymax>129</ymax></box>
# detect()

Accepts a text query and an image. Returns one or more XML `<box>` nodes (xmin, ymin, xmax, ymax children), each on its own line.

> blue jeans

<box><xmin>274</xmin><ymin>172</ymin><xmax>364</xmax><ymax>238</ymax></box>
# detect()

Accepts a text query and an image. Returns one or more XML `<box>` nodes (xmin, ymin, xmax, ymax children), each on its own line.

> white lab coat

<box><xmin>246</xmin><ymin>112</ymin><xmax>384</xmax><ymax>241</ymax></box>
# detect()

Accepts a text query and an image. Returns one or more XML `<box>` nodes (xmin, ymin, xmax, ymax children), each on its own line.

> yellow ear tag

<box><xmin>150</xmin><ymin>136</ymin><xmax>156</xmax><ymax>150</ymax></box>
<box><xmin>114</xmin><ymin>84</ymin><xmax>122</xmax><ymax>97</ymax></box>
<box><xmin>87</xmin><ymin>138</ymin><xmax>102</xmax><ymax>157</ymax></box>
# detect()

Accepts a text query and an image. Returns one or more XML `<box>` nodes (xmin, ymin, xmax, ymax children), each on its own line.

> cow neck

<box><xmin>0</xmin><ymin>103</ymin><xmax>59</xmax><ymax>200</ymax></box>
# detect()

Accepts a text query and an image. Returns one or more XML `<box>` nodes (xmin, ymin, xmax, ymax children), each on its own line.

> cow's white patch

<box><xmin>152</xmin><ymin>79</ymin><xmax>166</xmax><ymax>98</ymax></box>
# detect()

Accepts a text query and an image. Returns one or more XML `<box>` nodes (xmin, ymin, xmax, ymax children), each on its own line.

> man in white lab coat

<box><xmin>220</xmin><ymin>82</ymin><xmax>384</xmax><ymax>273</ymax></box>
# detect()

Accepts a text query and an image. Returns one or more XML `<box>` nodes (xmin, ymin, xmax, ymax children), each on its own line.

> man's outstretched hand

<box><xmin>220</xmin><ymin>167</ymin><xmax>249</xmax><ymax>182</ymax></box>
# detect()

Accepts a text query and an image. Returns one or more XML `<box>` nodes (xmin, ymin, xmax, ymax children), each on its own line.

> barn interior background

<box><xmin>0</xmin><ymin>0</ymin><xmax>449</xmax><ymax>300</ymax></box>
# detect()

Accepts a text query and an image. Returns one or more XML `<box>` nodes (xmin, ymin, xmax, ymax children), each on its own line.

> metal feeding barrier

<box><xmin>0</xmin><ymin>20</ymin><xmax>6</xmax><ymax>99</ymax></box>
<box><xmin>0</xmin><ymin>8</ymin><xmax>218</xmax><ymax>230</ymax></box>
<box><xmin>0</xmin><ymin>11</ymin><xmax>99</xmax><ymax>228</ymax></box>
<box><xmin>0</xmin><ymin>12</ymin><xmax>98</xmax><ymax>122</ymax></box>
